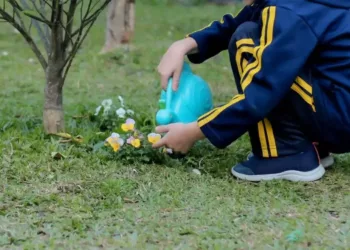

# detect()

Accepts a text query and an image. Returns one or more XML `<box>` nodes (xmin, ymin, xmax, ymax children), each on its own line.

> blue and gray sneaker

<box><xmin>247</xmin><ymin>144</ymin><xmax>334</xmax><ymax>168</ymax></box>
<box><xmin>231</xmin><ymin>144</ymin><xmax>326</xmax><ymax>182</ymax></box>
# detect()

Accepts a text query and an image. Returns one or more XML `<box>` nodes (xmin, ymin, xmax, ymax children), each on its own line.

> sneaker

<box><xmin>246</xmin><ymin>145</ymin><xmax>334</xmax><ymax>168</ymax></box>
<box><xmin>314</xmin><ymin>143</ymin><xmax>334</xmax><ymax>168</ymax></box>
<box><xmin>232</xmin><ymin>145</ymin><xmax>325</xmax><ymax>182</ymax></box>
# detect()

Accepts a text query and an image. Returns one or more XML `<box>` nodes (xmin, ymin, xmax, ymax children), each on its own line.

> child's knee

<box><xmin>228</xmin><ymin>21</ymin><xmax>260</xmax><ymax>53</ymax></box>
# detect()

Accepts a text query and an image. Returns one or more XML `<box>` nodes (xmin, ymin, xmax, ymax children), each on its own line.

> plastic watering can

<box><xmin>156</xmin><ymin>62</ymin><xmax>214</xmax><ymax>125</ymax></box>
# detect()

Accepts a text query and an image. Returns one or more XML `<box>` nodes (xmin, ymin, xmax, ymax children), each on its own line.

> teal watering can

<box><xmin>156</xmin><ymin>62</ymin><xmax>214</xmax><ymax>125</ymax></box>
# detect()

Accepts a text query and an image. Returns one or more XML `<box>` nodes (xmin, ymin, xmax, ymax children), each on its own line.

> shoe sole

<box><xmin>231</xmin><ymin>164</ymin><xmax>326</xmax><ymax>182</ymax></box>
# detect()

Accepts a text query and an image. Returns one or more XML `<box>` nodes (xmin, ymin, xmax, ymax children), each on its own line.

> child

<box><xmin>153</xmin><ymin>0</ymin><xmax>350</xmax><ymax>182</ymax></box>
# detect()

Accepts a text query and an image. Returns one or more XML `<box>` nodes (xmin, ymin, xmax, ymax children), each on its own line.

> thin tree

<box><xmin>0</xmin><ymin>0</ymin><xmax>111</xmax><ymax>134</ymax></box>
<box><xmin>100</xmin><ymin>0</ymin><xmax>135</xmax><ymax>54</ymax></box>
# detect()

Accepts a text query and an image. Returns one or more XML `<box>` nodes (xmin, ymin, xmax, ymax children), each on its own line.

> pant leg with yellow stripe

<box><xmin>225</xmin><ymin>21</ymin><xmax>316</xmax><ymax>157</ymax></box>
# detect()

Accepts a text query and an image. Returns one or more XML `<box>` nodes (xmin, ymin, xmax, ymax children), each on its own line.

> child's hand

<box><xmin>152</xmin><ymin>122</ymin><xmax>205</xmax><ymax>154</ymax></box>
<box><xmin>157</xmin><ymin>37</ymin><xmax>198</xmax><ymax>91</ymax></box>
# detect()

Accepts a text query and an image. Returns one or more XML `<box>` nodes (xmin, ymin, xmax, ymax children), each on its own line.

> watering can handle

<box><xmin>165</xmin><ymin>78</ymin><xmax>173</xmax><ymax>109</ymax></box>
<box><xmin>164</xmin><ymin>61</ymin><xmax>191</xmax><ymax>109</ymax></box>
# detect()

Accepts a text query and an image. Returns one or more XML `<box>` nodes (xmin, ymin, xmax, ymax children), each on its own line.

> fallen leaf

<box><xmin>123</xmin><ymin>198</ymin><xmax>138</xmax><ymax>203</ymax></box>
<box><xmin>51</xmin><ymin>152</ymin><xmax>66</xmax><ymax>160</ymax></box>
<box><xmin>59</xmin><ymin>139</ymin><xmax>72</xmax><ymax>143</ymax></box>
<box><xmin>54</xmin><ymin>133</ymin><xmax>72</xmax><ymax>139</ymax></box>
<box><xmin>72</xmin><ymin>115</ymin><xmax>88</xmax><ymax>119</ymax></box>
<box><xmin>72</xmin><ymin>135</ymin><xmax>83</xmax><ymax>143</ymax></box>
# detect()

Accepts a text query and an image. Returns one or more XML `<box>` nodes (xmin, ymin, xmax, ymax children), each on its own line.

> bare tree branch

<box><xmin>20</xmin><ymin>0</ymin><xmax>51</xmax><ymax>54</ymax></box>
<box><xmin>62</xmin><ymin>0</ymin><xmax>78</xmax><ymax>51</ymax></box>
<box><xmin>71</xmin><ymin>1</ymin><xmax>109</xmax><ymax>38</ymax></box>
<box><xmin>6</xmin><ymin>0</ymin><xmax>27</xmax><ymax>32</ymax></box>
<box><xmin>63</xmin><ymin>0</ymin><xmax>112</xmax><ymax>81</ymax></box>
<box><xmin>1</xmin><ymin>0</ymin><xmax>113</xmax><ymax>134</ymax></box>
<box><xmin>7</xmin><ymin>0</ymin><xmax>23</xmax><ymax>11</ymax></box>
<box><xmin>49</xmin><ymin>0</ymin><xmax>64</xmax><ymax>64</ymax></box>
<box><xmin>0</xmin><ymin>8</ymin><xmax>47</xmax><ymax>69</ymax></box>
<box><xmin>62</xmin><ymin>16</ymin><xmax>95</xmax><ymax>82</ymax></box>
<box><xmin>30</xmin><ymin>0</ymin><xmax>48</xmax><ymax>20</ymax></box>
<box><xmin>40</xmin><ymin>0</ymin><xmax>51</xmax><ymax>42</ymax></box>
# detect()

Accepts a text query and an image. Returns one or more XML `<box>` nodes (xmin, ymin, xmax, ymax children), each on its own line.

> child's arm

<box><xmin>186</xmin><ymin>5</ymin><xmax>255</xmax><ymax>64</ymax></box>
<box><xmin>196</xmin><ymin>6</ymin><xmax>318</xmax><ymax>149</ymax></box>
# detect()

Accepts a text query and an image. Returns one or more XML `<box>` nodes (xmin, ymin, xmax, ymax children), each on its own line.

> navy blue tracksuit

<box><xmin>186</xmin><ymin>0</ymin><xmax>350</xmax><ymax>158</ymax></box>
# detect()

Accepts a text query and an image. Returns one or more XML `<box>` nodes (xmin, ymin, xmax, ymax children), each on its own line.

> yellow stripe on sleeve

<box><xmin>236</xmin><ymin>38</ymin><xmax>255</xmax><ymax>48</ymax></box>
<box><xmin>198</xmin><ymin>94</ymin><xmax>245</xmax><ymax>127</ymax></box>
<box><xmin>198</xmin><ymin>107</ymin><xmax>218</xmax><ymax>122</ymax></box>
<box><xmin>235</xmin><ymin>39</ymin><xmax>255</xmax><ymax>77</ymax></box>
<box><xmin>242</xmin><ymin>59</ymin><xmax>248</xmax><ymax>71</ymax></box>
<box><xmin>295</xmin><ymin>76</ymin><xmax>312</xmax><ymax>94</ymax></box>
<box><xmin>291</xmin><ymin>83</ymin><xmax>316</xmax><ymax>112</ymax></box>
<box><xmin>241</xmin><ymin>7</ymin><xmax>277</xmax><ymax>91</ymax></box>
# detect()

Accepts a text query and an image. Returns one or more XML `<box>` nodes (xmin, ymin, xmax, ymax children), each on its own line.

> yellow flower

<box><xmin>147</xmin><ymin>133</ymin><xmax>161</xmax><ymax>144</ymax></box>
<box><xmin>105</xmin><ymin>133</ymin><xmax>124</xmax><ymax>152</ymax></box>
<box><xmin>127</xmin><ymin>136</ymin><xmax>141</xmax><ymax>148</ymax></box>
<box><xmin>131</xmin><ymin>138</ymin><xmax>141</xmax><ymax>148</ymax></box>
<box><xmin>121</xmin><ymin>123</ymin><xmax>134</xmax><ymax>132</ymax></box>
<box><xmin>121</xmin><ymin>118</ymin><xmax>135</xmax><ymax>132</ymax></box>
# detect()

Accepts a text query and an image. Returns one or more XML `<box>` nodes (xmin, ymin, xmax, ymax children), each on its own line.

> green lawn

<box><xmin>1</xmin><ymin>3</ymin><xmax>350</xmax><ymax>249</ymax></box>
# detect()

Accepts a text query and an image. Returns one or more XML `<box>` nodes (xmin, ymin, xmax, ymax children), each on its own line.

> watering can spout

<box><xmin>156</xmin><ymin>109</ymin><xmax>172</xmax><ymax>125</ymax></box>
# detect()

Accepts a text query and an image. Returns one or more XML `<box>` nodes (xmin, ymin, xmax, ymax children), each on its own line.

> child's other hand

<box><xmin>152</xmin><ymin>122</ymin><xmax>205</xmax><ymax>154</ymax></box>
<box><xmin>157</xmin><ymin>37</ymin><xmax>197</xmax><ymax>91</ymax></box>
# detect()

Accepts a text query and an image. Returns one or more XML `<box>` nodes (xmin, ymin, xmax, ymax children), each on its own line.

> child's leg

<box><xmin>227</xmin><ymin>22</ymin><xmax>326</xmax><ymax>181</ymax></box>
<box><xmin>229</xmin><ymin>22</ymin><xmax>334</xmax><ymax>168</ymax></box>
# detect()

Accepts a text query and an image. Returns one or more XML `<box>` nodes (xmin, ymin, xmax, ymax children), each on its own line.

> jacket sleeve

<box><xmin>186</xmin><ymin>6</ymin><xmax>254</xmax><ymax>64</ymax></box>
<box><xmin>197</xmin><ymin>6</ymin><xmax>318</xmax><ymax>149</ymax></box>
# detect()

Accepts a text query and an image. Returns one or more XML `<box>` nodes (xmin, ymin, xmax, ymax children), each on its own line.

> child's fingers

<box><xmin>152</xmin><ymin>137</ymin><xmax>167</xmax><ymax>149</ymax></box>
<box><xmin>155</xmin><ymin>125</ymin><xmax>170</xmax><ymax>133</ymax></box>
<box><xmin>160</xmin><ymin>74</ymin><xmax>170</xmax><ymax>90</ymax></box>
<box><xmin>172</xmin><ymin>68</ymin><xmax>181</xmax><ymax>91</ymax></box>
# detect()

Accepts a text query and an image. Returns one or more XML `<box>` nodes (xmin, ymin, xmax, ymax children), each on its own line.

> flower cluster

<box><xmin>104</xmin><ymin>118</ymin><xmax>164</xmax><ymax>152</ymax></box>
<box><xmin>95</xmin><ymin>96</ymin><xmax>134</xmax><ymax>118</ymax></box>
<box><xmin>92</xmin><ymin>97</ymin><xmax>173</xmax><ymax>162</ymax></box>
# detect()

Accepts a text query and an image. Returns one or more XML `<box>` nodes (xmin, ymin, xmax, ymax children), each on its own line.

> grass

<box><xmin>1</xmin><ymin>2</ymin><xmax>350</xmax><ymax>249</ymax></box>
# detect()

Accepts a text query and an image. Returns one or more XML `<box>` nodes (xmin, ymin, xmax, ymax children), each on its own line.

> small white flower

<box><xmin>28</xmin><ymin>58</ymin><xmax>35</xmax><ymax>63</ymax></box>
<box><xmin>101</xmin><ymin>99</ymin><xmax>112</xmax><ymax>108</ymax></box>
<box><xmin>126</xmin><ymin>109</ymin><xmax>134</xmax><ymax>115</ymax></box>
<box><xmin>118</xmin><ymin>95</ymin><xmax>124</xmax><ymax>107</ymax></box>
<box><xmin>116</xmin><ymin>107</ymin><xmax>126</xmax><ymax>118</ymax></box>
<box><xmin>192</xmin><ymin>169</ymin><xmax>201</xmax><ymax>175</ymax></box>
<box><xmin>95</xmin><ymin>106</ymin><xmax>102</xmax><ymax>115</ymax></box>
<box><xmin>103</xmin><ymin>106</ymin><xmax>111</xmax><ymax>116</ymax></box>
<box><xmin>2</xmin><ymin>51</ymin><xmax>9</xmax><ymax>56</ymax></box>
<box><xmin>111</xmin><ymin>132</ymin><xmax>120</xmax><ymax>138</ymax></box>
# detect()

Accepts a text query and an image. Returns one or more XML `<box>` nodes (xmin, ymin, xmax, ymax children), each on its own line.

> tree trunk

<box><xmin>43</xmin><ymin>3</ymin><xmax>66</xmax><ymax>134</ymax></box>
<box><xmin>122</xmin><ymin>0</ymin><xmax>135</xmax><ymax>44</ymax></box>
<box><xmin>43</xmin><ymin>63</ymin><xmax>65</xmax><ymax>134</ymax></box>
<box><xmin>100</xmin><ymin>0</ymin><xmax>135</xmax><ymax>54</ymax></box>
